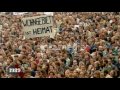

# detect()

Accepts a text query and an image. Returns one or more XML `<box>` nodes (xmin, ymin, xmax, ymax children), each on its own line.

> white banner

<box><xmin>44</xmin><ymin>12</ymin><xmax>54</xmax><ymax>16</ymax></box>
<box><xmin>22</xmin><ymin>15</ymin><xmax>55</xmax><ymax>39</ymax></box>
<box><xmin>13</xmin><ymin>12</ymin><xmax>28</xmax><ymax>15</ymax></box>
<box><xmin>0</xmin><ymin>12</ymin><xmax>6</xmax><ymax>15</ymax></box>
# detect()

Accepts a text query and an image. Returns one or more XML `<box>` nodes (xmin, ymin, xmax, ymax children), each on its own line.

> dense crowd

<box><xmin>0</xmin><ymin>12</ymin><xmax>120</xmax><ymax>78</ymax></box>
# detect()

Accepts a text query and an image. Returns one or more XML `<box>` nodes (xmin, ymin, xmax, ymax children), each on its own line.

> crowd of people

<box><xmin>0</xmin><ymin>12</ymin><xmax>120</xmax><ymax>78</ymax></box>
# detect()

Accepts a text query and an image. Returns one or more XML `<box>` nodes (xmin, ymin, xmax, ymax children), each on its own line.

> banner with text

<box><xmin>22</xmin><ymin>15</ymin><xmax>54</xmax><ymax>39</ymax></box>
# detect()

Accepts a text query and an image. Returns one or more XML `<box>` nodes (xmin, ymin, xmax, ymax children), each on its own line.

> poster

<box><xmin>22</xmin><ymin>15</ymin><xmax>56</xmax><ymax>39</ymax></box>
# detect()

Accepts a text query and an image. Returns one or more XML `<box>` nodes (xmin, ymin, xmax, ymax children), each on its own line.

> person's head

<box><xmin>89</xmin><ymin>59</ymin><xmax>94</xmax><ymax>65</ymax></box>
<box><xmin>79</xmin><ymin>71</ymin><xmax>85</xmax><ymax>78</ymax></box>
<box><xmin>98</xmin><ymin>46</ymin><xmax>103</xmax><ymax>51</ymax></box>
<box><xmin>36</xmin><ymin>53</ymin><xmax>41</xmax><ymax>58</ymax></box>
<box><xmin>109</xmin><ymin>70</ymin><xmax>115</xmax><ymax>77</ymax></box>
<box><xmin>100</xmin><ymin>72</ymin><xmax>105</xmax><ymax>78</ymax></box>
<box><xmin>104</xmin><ymin>70</ymin><xmax>109</xmax><ymax>76</ymax></box>
<box><xmin>7</xmin><ymin>58</ymin><xmax>11</xmax><ymax>65</ymax></box>
<box><xmin>28</xmin><ymin>54</ymin><xmax>32</xmax><ymax>59</ymax></box>
<box><xmin>108</xmin><ymin>59</ymin><xmax>112</xmax><ymax>65</ymax></box>
<box><xmin>37</xmin><ymin>65</ymin><xmax>42</xmax><ymax>71</ymax></box>
<box><xmin>49</xmin><ymin>65</ymin><xmax>54</xmax><ymax>71</ymax></box>
<box><xmin>73</xmin><ymin>70</ymin><xmax>79</xmax><ymax>78</ymax></box>
<box><xmin>35</xmin><ymin>71</ymin><xmax>40</xmax><ymax>78</ymax></box>
<box><xmin>94</xmin><ymin>61</ymin><xmax>100</xmax><ymax>68</ymax></box>
<box><xmin>20</xmin><ymin>51</ymin><xmax>24</xmax><ymax>55</ymax></box>
<box><xmin>0</xmin><ymin>63</ymin><xmax>3</xmax><ymax>69</ymax></box>
<box><xmin>49</xmin><ymin>72</ymin><xmax>55</xmax><ymax>78</ymax></box>
<box><xmin>73</xmin><ymin>60</ymin><xmax>78</xmax><ymax>66</ymax></box>
<box><xmin>24</xmin><ymin>71</ymin><xmax>31</xmax><ymax>78</ymax></box>
<box><xmin>31</xmin><ymin>61</ymin><xmax>37</xmax><ymax>70</ymax></box>
<box><xmin>88</xmin><ymin>65</ymin><xmax>93</xmax><ymax>71</ymax></box>
<box><xmin>14</xmin><ymin>55</ymin><xmax>19</xmax><ymax>60</ymax></box>
<box><xmin>17</xmin><ymin>60</ymin><xmax>21</xmax><ymax>65</ymax></box>
<box><xmin>56</xmin><ymin>73</ymin><xmax>62</xmax><ymax>78</ymax></box>
<box><xmin>0</xmin><ymin>55</ymin><xmax>3</xmax><ymax>63</ymax></box>
<box><xmin>65</xmin><ymin>69</ymin><xmax>70</xmax><ymax>78</ymax></box>
<box><xmin>94</xmin><ymin>70</ymin><xmax>100</xmax><ymax>78</ymax></box>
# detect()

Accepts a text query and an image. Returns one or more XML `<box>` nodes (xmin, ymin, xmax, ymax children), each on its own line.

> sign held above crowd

<box><xmin>22</xmin><ymin>15</ymin><xmax>56</xmax><ymax>39</ymax></box>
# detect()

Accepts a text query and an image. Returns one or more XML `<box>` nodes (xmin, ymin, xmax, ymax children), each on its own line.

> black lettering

<box><xmin>41</xmin><ymin>27</ymin><xmax>46</xmax><ymax>34</ymax></box>
<box><xmin>47</xmin><ymin>16</ymin><xmax>52</xmax><ymax>24</ymax></box>
<box><xmin>44</xmin><ymin>17</ymin><xmax>47</xmax><ymax>24</ymax></box>
<box><xmin>29</xmin><ymin>19</ymin><xmax>35</xmax><ymax>26</ymax></box>
<box><xmin>37</xmin><ymin>28</ymin><xmax>42</xmax><ymax>34</ymax></box>
<box><xmin>33</xmin><ymin>29</ymin><xmax>38</xmax><ymax>35</ymax></box>
<box><xmin>42</xmin><ymin>17</ymin><xmax>48</xmax><ymax>24</ymax></box>
<box><xmin>22</xmin><ymin>16</ymin><xmax>52</xmax><ymax>27</ymax></box>
<box><xmin>45</xmin><ymin>17</ymin><xmax>48</xmax><ymax>24</ymax></box>
<box><xmin>35</xmin><ymin>18</ymin><xmax>42</xmax><ymax>25</ymax></box>
<box><xmin>33</xmin><ymin>28</ymin><xmax>42</xmax><ymax>35</ymax></box>
<box><xmin>45</xmin><ymin>27</ymin><xmax>50</xmax><ymax>33</ymax></box>
<box><xmin>22</xmin><ymin>20</ymin><xmax>28</xmax><ymax>27</ymax></box>
<box><xmin>25</xmin><ymin>31</ymin><xmax>31</xmax><ymax>35</ymax></box>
